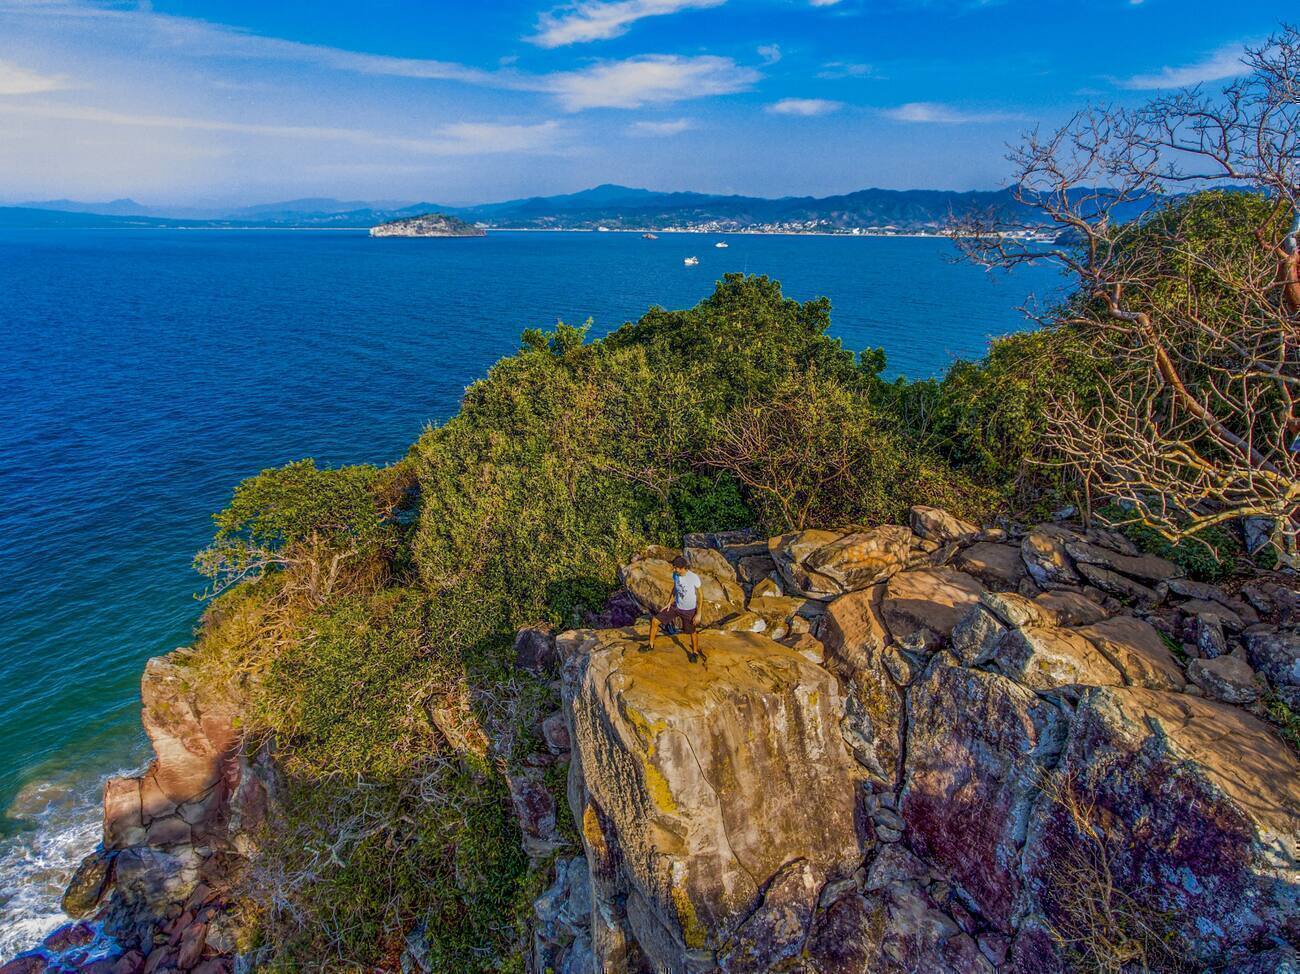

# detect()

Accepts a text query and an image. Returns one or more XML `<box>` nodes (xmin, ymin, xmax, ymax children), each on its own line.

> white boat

<box><xmin>683</xmin><ymin>256</ymin><xmax>699</xmax><ymax>266</ymax></box>
<box><xmin>715</xmin><ymin>241</ymin><xmax>729</xmax><ymax>248</ymax></box>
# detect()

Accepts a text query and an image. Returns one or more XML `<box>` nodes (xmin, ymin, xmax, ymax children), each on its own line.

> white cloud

<box><xmin>766</xmin><ymin>97</ymin><xmax>842</xmax><ymax>116</ymax></box>
<box><xmin>544</xmin><ymin>55</ymin><xmax>758</xmax><ymax>110</ymax></box>
<box><xmin>0</xmin><ymin>2</ymin><xmax>761</xmax><ymax>115</ymax></box>
<box><xmin>818</xmin><ymin>61</ymin><xmax>873</xmax><ymax>79</ymax></box>
<box><xmin>757</xmin><ymin>44</ymin><xmax>781</xmax><ymax>65</ymax></box>
<box><xmin>0</xmin><ymin>101</ymin><xmax>565</xmax><ymax>155</ymax></box>
<box><xmin>627</xmin><ymin>117</ymin><xmax>693</xmax><ymax>136</ymax></box>
<box><xmin>809</xmin><ymin>0</ymin><xmax>843</xmax><ymax>6</ymax></box>
<box><xmin>529</xmin><ymin>0</ymin><xmax>725</xmax><ymax>48</ymax></box>
<box><xmin>0</xmin><ymin>59</ymin><xmax>69</xmax><ymax>95</ymax></box>
<box><xmin>881</xmin><ymin>101</ymin><xmax>1017</xmax><ymax>124</ymax></box>
<box><xmin>1118</xmin><ymin>44</ymin><xmax>1248</xmax><ymax>90</ymax></box>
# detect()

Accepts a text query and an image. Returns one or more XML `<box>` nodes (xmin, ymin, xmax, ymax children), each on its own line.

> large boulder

<box><xmin>996</xmin><ymin>626</ymin><xmax>1125</xmax><ymax>691</ymax></box>
<box><xmin>806</xmin><ymin>847</ymin><xmax>994</xmax><ymax>974</ymax></box>
<box><xmin>1245</xmin><ymin>630</ymin><xmax>1300</xmax><ymax>689</ymax></box>
<box><xmin>769</xmin><ymin>527</ymin><xmax>910</xmax><ymax>600</ymax></box>
<box><xmin>1063</xmin><ymin>539</ymin><xmax>1180</xmax><ymax>583</ymax></box>
<box><xmin>819</xmin><ymin>585</ymin><xmax>903</xmax><ymax>783</ymax></box>
<box><xmin>1073</xmin><ymin>615</ymin><xmax>1186</xmax><ymax>691</ymax></box>
<box><xmin>561</xmin><ymin>627</ymin><xmax>862</xmax><ymax>971</ymax></box>
<box><xmin>1023</xmin><ymin>687</ymin><xmax>1300</xmax><ymax>966</ymax></box>
<box><xmin>1020</xmin><ymin>526</ymin><xmax>1081</xmax><ymax>588</ymax></box>
<box><xmin>881</xmin><ymin>569</ymin><xmax>986</xmax><ymax>645</ymax></box>
<box><xmin>620</xmin><ymin>550</ymin><xmax>745</xmax><ymax>627</ymax></box>
<box><xmin>910</xmin><ymin>506</ymin><xmax>980</xmax><ymax>545</ymax></box>
<box><xmin>901</xmin><ymin>660</ymin><xmax>1066</xmax><ymax>932</ymax></box>
<box><xmin>954</xmin><ymin>542</ymin><xmax>1028</xmax><ymax>590</ymax></box>
<box><xmin>138</xmin><ymin>655</ymin><xmax>240</xmax><ymax>808</ymax></box>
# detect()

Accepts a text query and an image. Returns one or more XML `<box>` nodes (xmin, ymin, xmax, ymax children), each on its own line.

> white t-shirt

<box><xmin>672</xmin><ymin>569</ymin><xmax>703</xmax><ymax>611</ymax></box>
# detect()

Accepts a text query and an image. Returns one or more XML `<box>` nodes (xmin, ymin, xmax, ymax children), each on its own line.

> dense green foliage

<box><xmin>187</xmin><ymin>240</ymin><xmax>1285</xmax><ymax>970</ymax></box>
<box><xmin>194</xmin><ymin>274</ymin><xmax>1002</xmax><ymax>972</ymax></box>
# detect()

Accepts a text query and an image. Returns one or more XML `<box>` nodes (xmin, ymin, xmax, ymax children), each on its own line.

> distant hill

<box><xmin>0</xmin><ymin>183</ymin><xmax>1179</xmax><ymax>233</ymax></box>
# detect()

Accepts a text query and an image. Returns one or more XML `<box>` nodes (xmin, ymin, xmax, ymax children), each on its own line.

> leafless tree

<box><xmin>956</xmin><ymin>27</ymin><xmax>1300</xmax><ymax>565</ymax></box>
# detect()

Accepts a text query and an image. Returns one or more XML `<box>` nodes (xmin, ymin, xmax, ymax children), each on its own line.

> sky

<box><xmin>0</xmin><ymin>0</ymin><xmax>1287</xmax><ymax>206</ymax></box>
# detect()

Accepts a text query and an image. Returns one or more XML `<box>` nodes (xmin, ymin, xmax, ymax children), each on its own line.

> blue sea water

<box><xmin>0</xmin><ymin>228</ymin><xmax>1060</xmax><ymax>953</ymax></box>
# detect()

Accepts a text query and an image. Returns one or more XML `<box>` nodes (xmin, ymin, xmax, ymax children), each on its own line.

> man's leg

<box><xmin>648</xmin><ymin>613</ymin><xmax>660</xmax><ymax>649</ymax></box>
<box><xmin>691</xmin><ymin>628</ymin><xmax>701</xmax><ymax>662</ymax></box>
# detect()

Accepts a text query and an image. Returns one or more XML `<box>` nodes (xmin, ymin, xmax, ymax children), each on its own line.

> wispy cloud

<box><xmin>809</xmin><ymin>0</ymin><xmax>843</xmax><ymax>7</ymax></box>
<box><xmin>0</xmin><ymin>59</ymin><xmax>69</xmax><ymax>96</ymax></box>
<box><xmin>757</xmin><ymin>44</ymin><xmax>782</xmax><ymax>65</ymax></box>
<box><xmin>882</xmin><ymin>101</ymin><xmax>1018</xmax><ymax>123</ymax></box>
<box><xmin>545</xmin><ymin>55</ymin><xmax>757</xmax><ymax>110</ymax></box>
<box><xmin>529</xmin><ymin>0</ymin><xmax>725</xmax><ymax>48</ymax></box>
<box><xmin>627</xmin><ymin>117</ymin><xmax>694</xmax><ymax>136</ymax></box>
<box><xmin>818</xmin><ymin>61</ymin><xmax>873</xmax><ymax>80</ymax></box>
<box><xmin>0</xmin><ymin>100</ymin><xmax>565</xmax><ymax>154</ymax></box>
<box><xmin>1</xmin><ymin>2</ymin><xmax>756</xmax><ymax>114</ymax></box>
<box><xmin>1118</xmin><ymin>43</ymin><xmax>1248</xmax><ymax>90</ymax></box>
<box><xmin>766</xmin><ymin>97</ymin><xmax>842</xmax><ymax>116</ymax></box>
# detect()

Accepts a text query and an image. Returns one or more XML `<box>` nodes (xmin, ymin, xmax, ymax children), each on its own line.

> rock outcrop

<box><xmin>559</xmin><ymin>627</ymin><xmax>861</xmax><ymax>972</ymax></box>
<box><xmin>17</xmin><ymin>651</ymin><xmax>267</xmax><ymax>974</ymax></box>
<box><xmin>533</xmin><ymin>510</ymin><xmax>1300</xmax><ymax>972</ymax></box>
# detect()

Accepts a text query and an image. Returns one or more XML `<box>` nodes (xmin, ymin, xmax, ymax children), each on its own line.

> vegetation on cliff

<box><xmin>189</xmin><ymin>191</ymin><xmax>1294</xmax><ymax>966</ymax></box>
<box><xmin>70</xmin><ymin>27</ymin><xmax>1295</xmax><ymax>974</ymax></box>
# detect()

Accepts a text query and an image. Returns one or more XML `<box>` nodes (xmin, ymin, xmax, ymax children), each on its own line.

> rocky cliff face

<box><xmin>9</xmin><ymin>652</ymin><xmax>269</xmax><ymax>974</ymax></box>
<box><xmin>13</xmin><ymin>509</ymin><xmax>1298</xmax><ymax>974</ymax></box>
<box><xmin>529</xmin><ymin>510</ymin><xmax>1300</xmax><ymax>973</ymax></box>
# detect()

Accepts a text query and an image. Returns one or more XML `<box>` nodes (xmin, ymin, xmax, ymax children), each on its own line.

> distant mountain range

<box><xmin>0</xmin><ymin>183</ymin><xmax>1162</xmax><ymax>233</ymax></box>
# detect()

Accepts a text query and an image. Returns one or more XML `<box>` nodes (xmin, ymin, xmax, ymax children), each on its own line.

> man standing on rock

<box><xmin>649</xmin><ymin>555</ymin><xmax>704</xmax><ymax>663</ymax></box>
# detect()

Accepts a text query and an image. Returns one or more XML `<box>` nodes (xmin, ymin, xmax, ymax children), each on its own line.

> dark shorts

<box><xmin>656</xmin><ymin>604</ymin><xmax>697</xmax><ymax>634</ymax></box>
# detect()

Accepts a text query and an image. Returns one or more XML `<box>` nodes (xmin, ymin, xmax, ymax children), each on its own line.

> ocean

<box><xmin>0</xmin><ymin>228</ymin><xmax>1059</xmax><ymax>955</ymax></box>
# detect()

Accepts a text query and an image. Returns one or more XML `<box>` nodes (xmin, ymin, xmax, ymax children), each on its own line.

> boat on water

<box><xmin>715</xmin><ymin>241</ymin><xmax>729</xmax><ymax>248</ymax></box>
<box><xmin>642</xmin><ymin>232</ymin><xmax>658</xmax><ymax>239</ymax></box>
<box><xmin>683</xmin><ymin>256</ymin><xmax>700</xmax><ymax>266</ymax></box>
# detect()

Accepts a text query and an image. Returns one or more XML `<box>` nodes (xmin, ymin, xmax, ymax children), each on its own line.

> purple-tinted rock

<box><xmin>901</xmin><ymin>660</ymin><xmax>1065</xmax><ymax>932</ymax></box>
<box><xmin>1023</xmin><ymin>686</ymin><xmax>1300</xmax><ymax>966</ymax></box>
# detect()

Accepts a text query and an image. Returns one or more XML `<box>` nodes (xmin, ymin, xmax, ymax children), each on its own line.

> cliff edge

<box><xmin>526</xmin><ymin>512</ymin><xmax>1300</xmax><ymax>973</ymax></box>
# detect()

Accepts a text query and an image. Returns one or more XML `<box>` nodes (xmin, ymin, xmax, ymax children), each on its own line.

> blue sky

<box><xmin>0</xmin><ymin>0</ymin><xmax>1284</xmax><ymax>205</ymax></box>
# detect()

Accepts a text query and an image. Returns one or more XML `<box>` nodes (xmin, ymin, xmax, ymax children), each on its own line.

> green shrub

<box><xmin>1096</xmin><ymin>505</ymin><xmax>1241</xmax><ymax>583</ymax></box>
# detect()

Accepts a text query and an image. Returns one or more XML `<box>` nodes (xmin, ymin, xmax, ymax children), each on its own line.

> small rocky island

<box><xmin>368</xmin><ymin>212</ymin><xmax>486</xmax><ymax>238</ymax></box>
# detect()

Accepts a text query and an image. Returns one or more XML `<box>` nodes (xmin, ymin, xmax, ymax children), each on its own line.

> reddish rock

<box><xmin>139</xmin><ymin>656</ymin><xmax>238</xmax><ymax>806</ymax></box>
<box><xmin>111</xmin><ymin>951</ymin><xmax>146</xmax><ymax>974</ymax></box>
<box><xmin>882</xmin><ymin>568</ymin><xmax>986</xmax><ymax>644</ymax></box>
<box><xmin>901</xmin><ymin>660</ymin><xmax>1065</xmax><ymax>932</ymax></box>
<box><xmin>506</xmin><ymin>769</ymin><xmax>559</xmax><ymax>858</ymax></box>
<box><xmin>176</xmin><ymin>921</ymin><xmax>207</xmax><ymax>969</ymax></box>
<box><xmin>0</xmin><ymin>956</ymin><xmax>47</xmax><ymax>974</ymax></box>
<box><xmin>1024</xmin><ymin>686</ymin><xmax>1300</xmax><ymax>967</ymax></box>
<box><xmin>955</xmin><ymin>541</ymin><xmax>1027</xmax><ymax>590</ymax></box>
<box><xmin>141</xmin><ymin>948</ymin><xmax>176</xmax><ymax>974</ymax></box>
<box><xmin>189</xmin><ymin>961</ymin><xmax>232</xmax><ymax>974</ymax></box>
<box><xmin>1075</xmin><ymin>615</ymin><xmax>1186</xmax><ymax>690</ymax></box>
<box><xmin>41</xmin><ymin>920</ymin><xmax>95</xmax><ymax>951</ymax></box>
